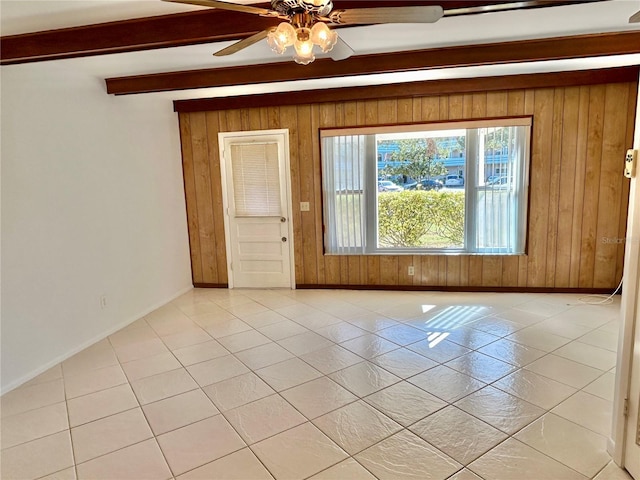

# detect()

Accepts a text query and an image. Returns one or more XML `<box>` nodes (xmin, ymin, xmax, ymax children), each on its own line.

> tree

<box><xmin>379</xmin><ymin>138</ymin><xmax>447</xmax><ymax>182</ymax></box>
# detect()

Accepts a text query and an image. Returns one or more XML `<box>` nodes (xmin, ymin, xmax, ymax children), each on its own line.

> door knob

<box><xmin>281</xmin><ymin>217</ymin><xmax>286</xmax><ymax>223</ymax></box>
<box><xmin>282</xmin><ymin>237</ymin><xmax>287</xmax><ymax>242</ymax></box>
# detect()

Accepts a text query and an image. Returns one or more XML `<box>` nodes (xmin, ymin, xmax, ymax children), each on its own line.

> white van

<box><xmin>445</xmin><ymin>174</ymin><xmax>464</xmax><ymax>186</ymax></box>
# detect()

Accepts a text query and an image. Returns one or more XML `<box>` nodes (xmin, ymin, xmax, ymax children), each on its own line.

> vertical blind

<box><xmin>231</xmin><ymin>143</ymin><xmax>281</xmax><ymax>217</ymax></box>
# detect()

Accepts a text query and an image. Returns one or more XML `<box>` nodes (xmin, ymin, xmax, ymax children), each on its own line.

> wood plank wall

<box><xmin>178</xmin><ymin>81</ymin><xmax>636</xmax><ymax>290</ymax></box>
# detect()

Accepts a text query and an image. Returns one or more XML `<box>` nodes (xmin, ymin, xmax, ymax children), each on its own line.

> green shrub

<box><xmin>378</xmin><ymin>190</ymin><xmax>464</xmax><ymax>247</ymax></box>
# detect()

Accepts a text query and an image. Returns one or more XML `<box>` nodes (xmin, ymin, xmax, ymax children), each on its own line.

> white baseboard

<box><xmin>1</xmin><ymin>285</ymin><xmax>193</xmax><ymax>395</ymax></box>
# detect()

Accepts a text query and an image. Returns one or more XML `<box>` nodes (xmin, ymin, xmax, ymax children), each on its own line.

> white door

<box><xmin>219</xmin><ymin>130</ymin><xmax>295</xmax><ymax>289</ymax></box>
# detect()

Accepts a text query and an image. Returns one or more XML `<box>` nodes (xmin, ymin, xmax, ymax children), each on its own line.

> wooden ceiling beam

<box><xmin>105</xmin><ymin>30</ymin><xmax>640</xmax><ymax>95</ymax></box>
<box><xmin>0</xmin><ymin>0</ymin><xmax>601</xmax><ymax>65</ymax></box>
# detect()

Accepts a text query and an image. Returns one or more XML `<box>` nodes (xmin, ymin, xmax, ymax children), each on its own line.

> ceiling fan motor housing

<box><xmin>271</xmin><ymin>0</ymin><xmax>334</xmax><ymax>16</ymax></box>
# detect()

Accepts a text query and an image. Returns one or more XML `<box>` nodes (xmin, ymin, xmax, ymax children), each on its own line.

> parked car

<box><xmin>378</xmin><ymin>180</ymin><xmax>403</xmax><ymax>192</ymax></box>
<box><xmin>444</xmin><ymin>174</ymin><xmax>464</xmax><ymax>186</ymax></box>
<box><xmin>400</xmin><ymin>180</ymin><xmax>418</xmax><ymax>190</ymax></box>
<box><xmin>419</xmin><ymin>179</ymin><xmax>444</xmax><ymax>191</ymax></box>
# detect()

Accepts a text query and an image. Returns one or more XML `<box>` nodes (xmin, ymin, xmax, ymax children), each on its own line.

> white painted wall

<box><xmin>0</xmin><ymin>60</ymin><xmax>193</xmax><ymax>393</ymax></box>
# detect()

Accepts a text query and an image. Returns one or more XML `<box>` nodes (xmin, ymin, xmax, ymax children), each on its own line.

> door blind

<box><xmin>231</xmin><ymin>143</ymin><xmax>281</xmax><ymax>216</ymax></box>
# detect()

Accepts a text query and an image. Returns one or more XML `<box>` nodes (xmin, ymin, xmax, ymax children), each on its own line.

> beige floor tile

<box><xmin>203</xmin><ymin>318</ymin><xmax>252</xmax><ymax>339</ymax></box>
<box><xmin>171</xmin><ymin>340</ymin><xmax>229</xmax><ymax>366</ymax></box>
<box><xmin>202</xmin><ymin>372</ymin><xmax>275</xmax><ymax>411</ymax></box>
<box><xmin>282</xmin><ymin>377</ymin><xmax>358</xmax><ymax>419</ymax></box>
<box><xmin>355</xmin><ymin>429</ymin><xmax>461</xmax><ymax>480</ymax></box>
<box><xmin>40</xmin><ymin>467</ymin><xmax>77</xmax><ymax>480</ymax></box>
<box><xmin>64</xmin><ymin>365</ymin><xmax>127</xmax><ymax>399</ymax></box>
<box><xmin>252</xmin><ymin>422</ymin><xmax>348</xmax><ymax>480</ymax></box>
<box><xmin>176</xmin><ymin>448</ymin><xmax>274</xmax><ymax>479</ymax></box>
<box><xmin>130</xmin><ymin>368</ymin><xmax>198</xmax><ymax>405</ymax></box>
<box><xmin>108</xmin><ymin>324</ymin><xmax>157</xmax><ymax>348</ymax></box>
<box><xmin>235</xmin><ymin>342</ymin><xmax>294</xmax><ymax>370</ymax></box>
<box><xmin>157</xmin><ymin>416</ymin><xmax>245</xmax><ymax>476</ymax></box>
<box><xmin>477</xmin><ymin>338</ymin><xmax>546</xmax><ymax>367</ymax></box>
<box><xmin>145</xmin><ymin>309</ymin><xmax>195</xmax><ymax>337</ymax></box>
<box><xmin>406</xmin><ymin>338</ymin><xmax>472</xmax><ymax>363</ymax></box>
<box><xmin>291</xmin><ymin>311</ymin><xmax>342</xmax><ymax>330</ymax></box>
<box><xmin>300</xmin><ymin>345</ymin><xmax>364</xmax><ymax>374</ymax></box>
<box><xmin>529</xmin><ymin>319</ymin><xmax>593</xmax><ymax>340</ymax></box>
<box><xmin>455</xmin><ymin>386</ymin><xmax>545</xmax><ymax>435</ymax></box>
<box><xmin>515</xmin><ymin>413</ymin><xmax>609</xmax><ymax>477</ymax></box>
<box><xmin>468</xmin><ymin>438</ymin><xmax>587</xmax><ymax>480</ymax></box>
<box><xmin>467</xmin><ymin>316</ymin><xmax>523</xmax><ymax>337</ymax></box>
<box><xmin>68</xmin><ymin>384</ymin><xmax>138</xmax><ymax>427</ymax></box>
<box><xmin>411</xmin><ymin>405</ymin><xmax>508</xmax><ymax>465</ymax></box>
<box><xmin>255</xmin><ymin>358</ymin><xmax>323</xmax><ymax>391</ymax></box>
<box><xmin>493</xmin><ymin>369</ymin><xmax>577</xmax><ymax>410</ymax></box>
<box><xmin>447</xmin><ymin>469</ymin><xmax>484</xmax><ymax>480</ymax></box>
<box><xmin>186</xmin><ymin>355</ymin><xmax>249</xmax><ymax>387</ymax></box>
<box><xmin>161</xmin><ymin>328</ymin><xmax>212</xmax><ymax>351</ymax></box>
<box><xmin>76</xmin><ymin>439</ymin><xmax>172</xmax><ymax>480</ymax></box>
<box><xmin>525</xmin><ymin>354</ymin><xmax>603</xmax><ymax>389</ymax></box>
<box><xmin>552</xmin><ymin>391</ymin><xmax>613</xmax><ymax>436</ymax></box>
<box><xmin>493</xmin><ymin>308</ymin><xmax>547</xmax><ymax>327</ymax></box>
<box><xmin>142</xmin><ymin>389</ymin><xmax>219</xmax><ymax>435</ymax></box>
<box><xmin>309</xmin><ymin>458</ymin><xmax>376</xmax><ymax>479</ymax></box>
<box><xmin>190</xmin><ymin>310</ymin><xmax>239</xmax><ymax>329</ymax></box>
<box><xmin>225</xmin><ymin>300</ymin><xmax>270</xmax><ymax>318</ymax></box>
<box><xmin>121</xmin><ymin>352</ymin><xmax>182</xmax><ymax>381</ymax></box>
<box><xmin>375</xmin><ymin>324</ymin><xmax>428</xmax><ymax>346</ymax></box>
<box><xmin>62</xmin><ymin>340</ymin><xmax>119</xmax><ymax>376</ymax></box>
<box><xmin>346</xmin><ymin>313</ymin><xmax>400</xmax><ymax>332</ymax></box>
<box><xmin>584</xmin><ymin>372</ymin><xmax>616</xmax><ymax>401</ymax></box>
<box><xmin>554</xmin><ymin>341</ymin><xmax>617</xmax><ymax>370</ymax></box>
<box><xmin>313</xmin><ymin>322</ymin><xmax>368</xmax><ymax>343</ymax></box>
<box><xmin>445</xmin><ymin>351</ymin><xmax>517</xmax><ymax>383</ymax></box>
<box><xmin>505</xmin><ymin>328</ymin><xmax>571</xmax><ymax>352</ymax></box>
<box><xmin>22</xmin><ymin>365</ymin><xmax>63</xmax><ymax>388</ymax></box>
<box><xmin>313</xmin><ymin>400</ymin><xmax>402</xmax><ymax>455</ymax></box>
<box><xmin>176</xmin><ymin>299</ymin><xmax>226</xmax><ymax>318</ymax></box>
<box><xmin>513</xmin><ymin>300</ymin><xmax>571</xmax><ymax>318</ymax></box>
<box><xmin>364</xmin><ymin>381</ymin><xmax>446</xmax><ymax>427</ymax></box>
<box><xmin>1</xmin><ymin>379</ymin><xmax>65</xmax><ymax>417</ymax></box>
<box><xmin>408</xmin><ymin>365</ymin><xmax>486</xmax><ymax>403</ymax></box>
<box><xmin>593</xmin><ymin>462</ymin><xmax>634</xmax><ymax>480</ymax></box>
<box><xmin>370</xmin><ymin>348</ymin><xmax>438</xmax><ymax>378</ymax></box>
<box><xmin>240</xmin><ymin>310</ymin><xmax>291</xmax><ymax>329</ymax></box>
<box><xmin>1</xmin><ymin>402</ymin><xmax>69</xmax><ymax>449</ymax></box>
<box><xmin>329</xmin><ymin>361</ymin><xmax>401</xmax><ymax>397</ymax></box>
<box><xmin>578</xmin><ymin>329</ymin><xmax>619</xmax><ymax>352</ymax></box>
<box><xmin>217</xmin><ymin>330</ymin><xmax>272</xmax><ymax>353</ymax></box>
<box><xmin>1</xmin><ymin>431</ymin><xmax>74</xmax><ymax>480</ymax></box>
<box><xmin>71</xmin><ymin>408</ymin><xmax>153</xmax><ymax>463</ymax></box>
<box><xmin>258</xmin><ymin>319</ymin><xmax>309</xmax><ymax>341</ymax></box>
<box><xmin>278</xmin><ymin>331</ymin><xmax>335</xmax><ymax>356</ymax></box>
<box><xmin>114</xmin><ymin>338</ymin><xmax>169</xmax><ymax>364</ymax></box>
<box><xmin>224</xmin><ymin>394</ymin><xmax>306</xmax><ymax>444</ymax></box>
<box><xmin>441</xmin><ymin>327</ymin><xmax>501</xmax><ymax>350</ymax></box>
<box><xmin>339</xmin><ymin>333</ymin><xmax>400</xmax><ymax>359</ymax></box>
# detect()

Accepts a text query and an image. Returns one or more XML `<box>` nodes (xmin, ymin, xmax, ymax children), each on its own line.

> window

<box><xmin>321</xmin><ymin>118</ymin><xmax>531</xmax><ymax>255</ymax></box>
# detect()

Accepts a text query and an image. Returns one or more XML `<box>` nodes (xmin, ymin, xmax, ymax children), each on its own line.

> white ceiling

<box><xmin>1</xmin><ymin>0</ymin><xmax>639</xmax><ymax>98</ymax></box>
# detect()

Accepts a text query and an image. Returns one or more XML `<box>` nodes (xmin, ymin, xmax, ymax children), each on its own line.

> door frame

<box><xmin>610</xmin><ymin>74</ymin><xmax>640</xmax><ymax>470</ymax></box>
<box><xmin>218</xmin><ymin>129</ymin><xmax>296</xmax><ymax>289</ymax></box>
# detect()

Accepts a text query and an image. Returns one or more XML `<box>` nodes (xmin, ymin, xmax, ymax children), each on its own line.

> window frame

<box><xmin>320</xmin><ymin>117</ymin><xmax>532</xmax><ymax>256</ymax></box>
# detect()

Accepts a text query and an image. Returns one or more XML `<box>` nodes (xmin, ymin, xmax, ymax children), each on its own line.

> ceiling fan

<box><xmin>164</xmin><ymin>0</ymin><xmax>444</xmax><ymax>64</ymax></box>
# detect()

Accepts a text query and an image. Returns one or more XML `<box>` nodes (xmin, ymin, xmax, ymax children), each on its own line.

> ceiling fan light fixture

<box><xmin>310</xmin><ymin>22</ymin><xmax>337</xmax><ymax>52</ymax></box>
<box><xmin>267</xmin><ymin>22</ymin><xmax>296</xmax><ymax>54</ymax></box>
<box><xmin>293</xmin><ymin>27</ymin><xmax>315</xmax><ymax>64</ymax></box>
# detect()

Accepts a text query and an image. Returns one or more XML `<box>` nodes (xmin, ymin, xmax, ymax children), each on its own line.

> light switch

<box><xmin>300</xmin><ymin>202</ymin><xmax>310</xmax><ymax>212</ymax></box>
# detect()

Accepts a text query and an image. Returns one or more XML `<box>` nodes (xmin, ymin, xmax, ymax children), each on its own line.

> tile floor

<box><xmin>0</xmin><ymin>288</ymin><xmax>634</xmax><ymax>480</ymax></box>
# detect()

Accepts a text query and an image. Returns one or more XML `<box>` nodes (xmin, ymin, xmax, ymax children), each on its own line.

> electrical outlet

<box><xmin>408</xmin><ymin>266</ymin><xmax>415</xmax><ymax>276</ymax></box>
<box><xmin>100</xmin><ymin>295</ymin><xmax>108</xmax><ymax>309</ymax></box>
<box><xmin>300</xmin><ymin>202</ymin><xmax>310</xmax><ymax>212</ymax></box>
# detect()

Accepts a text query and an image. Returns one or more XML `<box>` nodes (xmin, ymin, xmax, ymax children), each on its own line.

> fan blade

<box><xmin>214</xmin><ymin>29</ymin><xmax>270</xmax><ymax>56</ymax></box>
<box><xmin>163</xmin><ymin>0</ymin><xmax>276</xmax><ymax>17</ymax></box>
<box><xmin>329</xmin><ymin>6</ymin><xmax>443</xmax><ymax>25</ymax></box>
<box><xmin>329</xmin><ymin>37</ymin><xmax>354</xmax><ymax>61</ymax></box>
<box><xmin>630</xmin><ymin>10</ymin><xmax>640</xmax><ymax>23</ymax></box>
